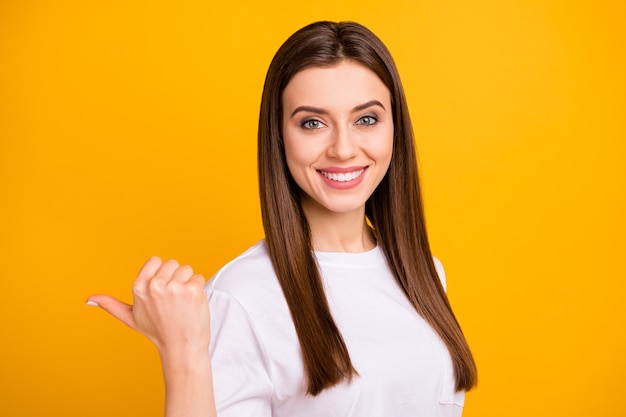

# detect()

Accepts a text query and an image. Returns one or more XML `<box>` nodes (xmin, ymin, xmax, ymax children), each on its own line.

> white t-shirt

<box><xmin>205</xmin><ymin>240</ymin><xmax>465</xmax><ymax>417</ymax></box>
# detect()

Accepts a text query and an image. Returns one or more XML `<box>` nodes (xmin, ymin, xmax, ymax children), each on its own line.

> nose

<box><xmin>327</xmin><ymin>125</ymin><xmax>358</xmax><ymax>161</ymax></box>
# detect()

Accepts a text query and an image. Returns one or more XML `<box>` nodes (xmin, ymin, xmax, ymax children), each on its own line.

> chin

<box><xmin>301</xmin><ymin>192</ymin><xmax>369</xmax><ymax>216</ymax></box>
<box><xmin>319</xmin><ymin>201</ymin><xmax>367</xmax><ymax>215</ymax></box>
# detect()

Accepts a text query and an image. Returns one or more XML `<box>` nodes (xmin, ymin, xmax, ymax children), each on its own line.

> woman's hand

<box><xmin>88</xmin><ymin>257</ymin><xmax>217</xmax><ymax>417</ymax></box>
<box><xmin>87</xmin><ymin>257</ymin><xmax>211</xmax><ymax>356</ymax></box>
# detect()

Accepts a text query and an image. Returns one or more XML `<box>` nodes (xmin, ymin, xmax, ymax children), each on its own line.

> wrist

<box><xmin>159</xmin><ymin>343</ymin><xmax>209</xmax><ymax>367</ymax></box>
<box><xmin>159</xmin><ymin>347</ymin><xmax>216</xmax><ymax>417</ymax></box>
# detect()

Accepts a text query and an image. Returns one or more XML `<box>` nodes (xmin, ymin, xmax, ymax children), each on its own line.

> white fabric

<box><xmin>205</xmin><ymin>240</ymin><xmax>464</xmax><ymax>417</ymax></box>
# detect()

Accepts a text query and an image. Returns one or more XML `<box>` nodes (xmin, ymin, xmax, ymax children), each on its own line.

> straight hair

<box><xmin>258</xmin><ymin>20</ymin><xmax>477</xmax><ymax>395</ymax></box>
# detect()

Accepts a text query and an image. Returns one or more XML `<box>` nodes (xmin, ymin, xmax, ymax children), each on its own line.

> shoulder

<box><xmin>205</xmin><ymin>240</ymin><xmax>281</xmax><ymax>300</ymax></box>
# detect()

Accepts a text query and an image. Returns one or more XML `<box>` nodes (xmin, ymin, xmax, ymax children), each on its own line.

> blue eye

<box><xmin>356</xmin><ymin>115</ymin><xmax>378</xmax><ymax>125</ymax></box>
<box><xmin>302</xmin><ymin>119</ymin><xmax>324</xmax><ymax>129</ymax></box>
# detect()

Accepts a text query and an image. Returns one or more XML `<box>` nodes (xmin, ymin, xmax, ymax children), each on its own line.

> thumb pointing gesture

<box><xmin>86</xmin><ymin>256</ymin><xmax>163</xmax><ymax>331</ymax></box>
<box><xmin>87</xmin><ymin>256</ymin><xmax>211</xmax><ymax>354</ymax></box>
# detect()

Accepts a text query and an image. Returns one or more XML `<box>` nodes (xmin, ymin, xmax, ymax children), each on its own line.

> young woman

<box><xmin>88</xmin><ymin>20</ymin><xmax>477</xmax><ymax>417</ymax></box>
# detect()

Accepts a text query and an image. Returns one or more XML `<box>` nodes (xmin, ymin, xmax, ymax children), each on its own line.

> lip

<box><xmin>317</xmin><ymin>166</ymin><xmax>368</xmax><ymax>190</ymax></box>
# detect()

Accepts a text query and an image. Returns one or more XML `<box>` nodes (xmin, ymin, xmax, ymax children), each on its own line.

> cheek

<box><xmin>371</xmin><ymin>131</ymin><xmax>394</xmax><ymax>167</ymax></box>
<box><xmin>284</xmin><ymin>150</ymin><xmax>300</xmax><ymax>181</ymax></box>
<box><xmin>283</xmin><ymin>136</ymin><xmax>312</xmax><ymax>184</ymax></box>
<box><xmin>283</xmin><ymin>129</ymin><xmax>321</xmax><ymax>172</ymax></box>
<box><xmin>376</xmin><ymin>138</ymin><xmax>394</xmax><ymax>158</ymax></box>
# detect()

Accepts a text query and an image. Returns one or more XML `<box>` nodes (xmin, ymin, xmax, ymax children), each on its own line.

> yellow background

<box><xmin>1</xmin><ymin>1</ymin><xmax>624</xmax><ymax>416</ymax></box>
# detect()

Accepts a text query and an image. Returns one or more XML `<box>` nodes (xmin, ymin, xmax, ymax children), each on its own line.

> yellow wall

<box><xmin>1</xmin><ymin>1</ymin><xmax>624</xmax><ymax>416</ymax></box>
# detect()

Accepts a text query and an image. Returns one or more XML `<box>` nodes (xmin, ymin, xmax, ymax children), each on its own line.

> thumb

<box><xmin>87</xmin><ymin>294</ymin><xmax>136</xmax><ymax>330</ymax></box>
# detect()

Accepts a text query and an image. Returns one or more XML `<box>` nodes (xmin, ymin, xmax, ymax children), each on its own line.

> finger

<box><xmin>156</xmin><ymin>259</ymin><xmax>180</xmax><ymax>278</ymax></box>
<box><xmin>86</xmin><ymin>294</ymin><xmax>136</xmax><ymax>330</ymax></box>
<box><xmin>152</xmin><ymin>259</ymin><xmax>180</xmax><ymax>283</ymax></box>
<box><xmin>147</xmin><ymin>259</ymin><xmax>180</xmax><ymax>294</ymax></box>
<box><xmin>186</xmin><ymin>274</ymin><xmax>208</xmax><ymax>300</ymax></box>
<box><xmin>170</xmin><ymin>264</ymin><xmax>194</xmax><ymax>284</ymax></box>
<box><xmin>133</xmin><ymin>256</ymin><xmax>162</xmax><ymax>295</ymax></box>
<box><xmin>189</xmin><ymin>273</ymin><xmax>207</xmax><ymax>288</ymax></box>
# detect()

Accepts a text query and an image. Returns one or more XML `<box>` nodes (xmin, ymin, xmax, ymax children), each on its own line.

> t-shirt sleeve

<box><xmin>432</xmin><ymin>257</ymin><xmax>447</xmax><ymax>292</ymax></box>
<box><xmin>207</xmin><ymin>288</ymin><xmax>273</xmax><ymax>417</ymax></box>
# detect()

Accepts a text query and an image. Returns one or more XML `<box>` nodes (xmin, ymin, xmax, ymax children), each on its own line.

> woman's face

<box><xmin>281</xmin><ymin>60</ymin><xmax>394</xmax><ymax>217</ymax></box>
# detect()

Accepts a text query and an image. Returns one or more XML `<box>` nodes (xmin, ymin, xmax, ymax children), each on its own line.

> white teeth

<box><xmin>321</xmin><ymin>169</ymin><xmax>364</xmax><ymax>182</ymax></box>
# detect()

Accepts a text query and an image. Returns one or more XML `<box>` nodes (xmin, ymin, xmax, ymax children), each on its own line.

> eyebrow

<box><xmin>289</xmin><ymin>99</ymin><xmax>386</xmax><ymax>118</ymax></box>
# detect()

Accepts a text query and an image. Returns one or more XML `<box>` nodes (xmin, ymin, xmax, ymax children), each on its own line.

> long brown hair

<box><xmin>258</xmin><ymin>21</ymin><xmax>477</xmax><ymax>395</ymax></box>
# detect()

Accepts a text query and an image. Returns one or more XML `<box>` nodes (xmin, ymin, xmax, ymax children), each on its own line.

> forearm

<box><xmin>160</xmin><ymin>348</ymin><xmax>217</xmax><ymax>417</ymax></box>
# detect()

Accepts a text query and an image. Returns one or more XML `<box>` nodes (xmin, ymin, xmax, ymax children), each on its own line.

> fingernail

<box><xmin>86</xmin><ymin>300</ymin><xmax>99</xmax><ymax>307</ymax></box>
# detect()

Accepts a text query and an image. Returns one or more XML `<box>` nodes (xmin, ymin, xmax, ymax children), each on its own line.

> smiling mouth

<box><xmin>319</xmin><ymin>169</ymin><xmax>365</xmax><ymax>182</ymax></box>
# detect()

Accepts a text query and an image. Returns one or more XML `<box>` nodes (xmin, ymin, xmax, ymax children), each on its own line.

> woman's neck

<box><xmin>302</xmin><ymin>204</ymin><xmax>376</xmax><ymax>253</ymax></box>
